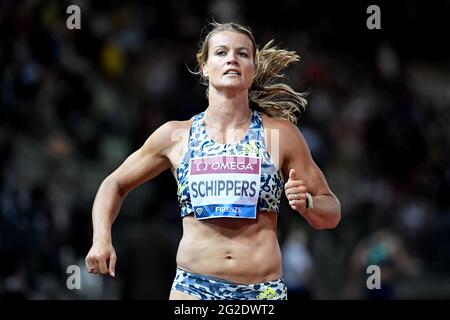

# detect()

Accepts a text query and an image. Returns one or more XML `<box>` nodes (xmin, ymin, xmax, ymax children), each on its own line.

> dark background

<box><xmin>1</xmin><ymin>0</ymin><xmax>449</xmax><ymax>299</ymax></box>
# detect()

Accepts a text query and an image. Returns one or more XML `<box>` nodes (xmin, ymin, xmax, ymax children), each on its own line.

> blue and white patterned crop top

<box><xmin>175</xmin><ymin>110</ymin><xmax>284</xmax><ymax>218</ymax></box>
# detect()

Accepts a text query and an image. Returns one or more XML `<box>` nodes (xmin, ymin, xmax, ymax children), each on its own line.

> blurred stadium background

<box><xmin>1</xmin><ymin>0</ymin><xmax>449</xmax><ymax>299</ymax></box>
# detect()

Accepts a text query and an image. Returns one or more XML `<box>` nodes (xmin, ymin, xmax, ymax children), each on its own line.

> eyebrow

<box><xmin>213</xmin><ymin>45</ymin><xmax>250</xmax><ymax>51</ymax></box>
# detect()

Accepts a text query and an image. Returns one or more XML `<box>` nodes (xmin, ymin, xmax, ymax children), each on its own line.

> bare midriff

<box><xmin>176</xmin><ymin>211</ymin><xmax>282</xmax><ymax>284</ymax></box>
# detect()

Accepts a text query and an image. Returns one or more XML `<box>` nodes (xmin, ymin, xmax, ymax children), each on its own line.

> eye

<box><xmin>239</xmin><ymin>52</ymin><xmax>249</xmax><ymax>57</ymax></box>
<box><xmin>216</xmin><ymin>50</ymin><xmax>226</xmax><ymax>56</ymax></box>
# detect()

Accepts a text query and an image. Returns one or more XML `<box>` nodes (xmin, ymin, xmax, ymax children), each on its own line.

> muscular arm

<box><xmin>281</xmin><ymin>121</ymin><xmax>341</xmax><ymax>229</ymax></box>
<box><xmin>86</xmin><ymin>120</ymin><xmax>188</xmax><ymax>276</ymax></box>
<box><xmin>91</xmin><ymin>121</ymin><xmax>177</xmax><ymax>242</ymax></box>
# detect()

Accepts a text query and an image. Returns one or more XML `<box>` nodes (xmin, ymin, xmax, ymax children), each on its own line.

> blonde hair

<box><xmin>195</xmin><ymin>22</ymin><xmax>307</xmax><ymax>124</ymax></box>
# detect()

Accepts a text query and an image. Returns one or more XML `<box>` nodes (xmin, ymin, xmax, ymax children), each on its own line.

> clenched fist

<box><xmin>285</xmin><ymin>168</ymin><xmax>311</xmax><ymax>213</ymax></box>
<box><xmin>85</xmin><ymin>239</ymin><xmax>117</xmax><ymax>277</ymax></box>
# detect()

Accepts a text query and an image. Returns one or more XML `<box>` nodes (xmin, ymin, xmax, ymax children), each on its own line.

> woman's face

<box><xmin>202</xmin><ymin>31</ymin><xmax>256</xmax><ymax>93</ymax></box>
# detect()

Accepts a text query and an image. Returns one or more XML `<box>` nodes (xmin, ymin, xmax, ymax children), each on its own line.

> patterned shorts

<box><xmin>171</xmin><ymin>267</ymin><xmax>288</xmax><ymax>300</ymax></box>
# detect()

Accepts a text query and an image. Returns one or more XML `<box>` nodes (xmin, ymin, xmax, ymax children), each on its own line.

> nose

<box><xmin>226</xmin><ymin>52</ymin><xmax>239</xmax><ymax>65</ymax></box>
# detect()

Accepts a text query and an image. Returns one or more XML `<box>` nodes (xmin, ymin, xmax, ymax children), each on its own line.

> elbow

<box><xmin>311</xmin><ymin>201</ymin><xmax>341</xmax><ymax>230</ymax></box>
<box><xmin>311</xmin><ymin>218</ymin><xmax>339</xmax><ymax>230</ymax></box>
<box><xmin>327</xmin><ymin>200</ymin><xmax>342</xmax><ymax>229</ymax></box>
<box><xmin>328</xmin><ymin>211</ymin><xmax>341</xmax><ymax>229</ymax></box>
<box><xmin>329</xmin><ymin>201</ymin><xmax>342</xmax><ymax>229</ymax></box>
<box><xmin>102</xmin><ymin>176</ymin><xmax>127</xmax><ymax>199</ymax></box>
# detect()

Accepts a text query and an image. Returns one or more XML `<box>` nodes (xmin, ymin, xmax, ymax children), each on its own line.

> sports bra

<box><xmin>175</xmin><ymin>109</ymin><xmax>284</xmax><ymax>218</ymax></box>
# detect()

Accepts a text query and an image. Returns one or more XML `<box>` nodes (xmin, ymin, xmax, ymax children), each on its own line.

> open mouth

<box><xmin>223</xmin><ymin>70</ymin><xmax>241</xmax><ymax>76</ymax></box>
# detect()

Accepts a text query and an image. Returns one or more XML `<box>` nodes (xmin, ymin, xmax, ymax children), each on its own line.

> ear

<box><xmin>201</xmin><ymin>62</ymin><xmax>208</xmax><ymax>78</ymax></box>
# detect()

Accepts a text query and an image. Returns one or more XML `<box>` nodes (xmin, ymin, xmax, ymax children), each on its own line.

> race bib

<box><xmin>189</xmin><ymin>155</ymin><xmax>261</xmax><ymax>220</ymax></box>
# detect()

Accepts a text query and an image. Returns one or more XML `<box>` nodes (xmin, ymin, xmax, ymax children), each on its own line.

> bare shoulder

<box><xmin>261</xmin><ymin>113</ymin><xmax>309</xmax><ymax>172</ymax></box>
<box><xmin>261</xmin><ymin>113</ymin><xmax>302</xmax><ymax>139</ymax></box>
<box><xmin>170</xmin><ymin>118</ymin><xmax>194</xmax><ymax>130</ymax></box>
<box><xmin>154</xmin><ymin>118</ymin><xmax>193</xmax><ymax>136</ymax></box>
<box><xmin>141</xmin><ymin>118</ymin><xmax>193</xmax><ymax>156</ymax></box>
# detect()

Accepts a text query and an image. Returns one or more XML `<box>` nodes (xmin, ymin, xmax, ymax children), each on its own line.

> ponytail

<box><xmin>250</xmin><ymin>40</ymin><xmax>307</xmax><ymax>124</ymax></box>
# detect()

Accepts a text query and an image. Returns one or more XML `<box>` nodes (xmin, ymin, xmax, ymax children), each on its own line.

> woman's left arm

<box><xmin>280</xmin><ymin>121</ymin><xmax>341</xmax><ymax>229</ymax></box>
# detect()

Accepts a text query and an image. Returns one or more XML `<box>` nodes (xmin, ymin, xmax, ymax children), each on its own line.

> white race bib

<box><xmin>189</xmin><ymin>155</ymin><xmax>261</xmax><ymax>220</ymax></box>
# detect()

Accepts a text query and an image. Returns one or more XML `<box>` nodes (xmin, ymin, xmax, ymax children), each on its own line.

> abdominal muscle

<box><xmin>175</xmin><ymin>211</ymin><xmax>282</xmax><ymax>285</ymax></box>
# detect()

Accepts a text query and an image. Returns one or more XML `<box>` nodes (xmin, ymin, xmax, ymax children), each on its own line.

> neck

<box><xmin>205</xmin><ymin>87</ymin><xmax>251</xmax><ymax>129</ymax></box>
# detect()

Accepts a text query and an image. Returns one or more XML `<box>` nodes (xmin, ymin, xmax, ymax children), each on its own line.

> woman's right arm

<box><xmin>85</xmin><ymin>121</ymin><xmax>180</xmax><ymax>276</ymax></box>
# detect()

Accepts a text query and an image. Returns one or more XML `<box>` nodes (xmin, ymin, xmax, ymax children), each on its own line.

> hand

<box><xmin>285</xmin><ymin>169</ymin><xmax>308</xmax><ymax>213</ymax></box>
<box><xmin>85</xmin><ymin>239</ymin><xmax>117</xmax><ymax>277</ymax></box>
